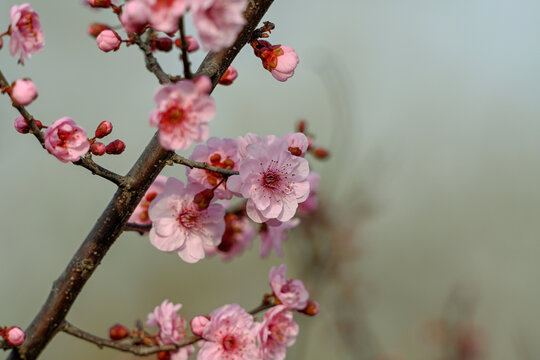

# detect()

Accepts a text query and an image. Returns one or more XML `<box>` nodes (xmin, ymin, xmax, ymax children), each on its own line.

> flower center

<box><xmin>160</xmin><ymin>104</ymin><xmax>186</xmax><ymax>133</ymax></box>
<box><xmin>18</xmin><ymin>13</ymin><xmax>38</xmax><ymax>39</ymax></box>
<box><xmin>263</xmin><ymin>170</ymin><xmax>281</xmax><ymax>189</ymax></box>
<box><xmin>222</xmin><ymin>334</ymin><xmax>237</xmax><ymax>352</ymax></box>
<box><xmin>177</xmin><ymin>210</ymin><xmax>198</xmax><ymax>229</ymax></box>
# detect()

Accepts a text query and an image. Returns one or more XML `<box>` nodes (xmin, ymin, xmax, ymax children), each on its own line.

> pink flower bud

<box><xmin>87</xmin><ymin>23</ymin><xmax>110</xmax><ymax>38</ymax></box>
<box><xmin>218</xmin><ymin>66</ymin><xmax>238</xmax><ymax>86</ymax></box>
<box><xmin>190</xmin><ymin>315</ymin><xmax>210</xmax><ymax>336</ymax></box>
<box><xmin>87</xmin><ymin>0</ymin><xmax>111</xmax><ymax>8</ymax></box>
<box><xmin>120</xmin><ymin>0</ymin><xmax>149</xmax><ymax>34</ymax></box>
<box><xmin>105</xmin><ymin>139</ymin><xmax>126</xmax><ymax>154</ymax></box>
<box><xmin>153</xmin><ymin>37</ymin><xmax>173</xmax><ymax>52</ymax></box>
<box><xmin>90</xmin><ymin>142</ymin><xmax>106</xmax><ymax>156</ymax></box>
<box><xmin>95</xmin><ymin>121</ymin><xmax>113</xmax><ymax>138</ymax></box>
<box><xmin>174</xmin><ymin>36</ymin><xmax>199</xmax><ymax>52</ymax></box>
<box><xmin>96</xmin><ymin>30</ymin><xmax>121</xmax><ymax>52</ymax></box>
<box><xmin>11</xmin><ymin>79</ymin><xmax>38</xmax><ymax>106</ymax></box>
<box><xmin>14</xmin><ymin>116</ymin><xmax>30</xmax><ymax>133</ymax></box>
<box><xmin>6</xmin><ymin>327</ymin><xmax>25</xmax><ymax>347</ymax></box>
<box><xmin>109</xmin><ymin>324</ymin><xmax>129</xmax><ymax>340</ymax></box>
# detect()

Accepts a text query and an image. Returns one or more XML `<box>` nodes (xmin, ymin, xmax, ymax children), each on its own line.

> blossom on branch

<box><xmin>258</xmin><ymin>305</ymin><xmax>298</xmax><ymax>360</ymax></box>
<box><xmin>9</xmin><ymin>3</ymin><xmax>44</xmax><ymax>64</ymax></box>
<box><xmin>129</xmin><ymin>175</ymin><xmax>167</xmax><ymax>227</ymax></box>
<box><xmin>149</xmin><ymin>79</ymin><xmax>216</xmax><ymax>151</ymax></box>
<box><xmin>11</xmin><ymin>78</ymin><xmax>37</xmax><ymax>105</ymax></box>
<box><xmin>148</xmin><ymin>178</ymin><xmax>225</xmax><ymax>263</ymax></box>
<box><xmin>96</xmin><ymin>30</ymin><xmax>121</xmax><ymax>52</ymax></box>
<box><xmin>269</xmin><ymin>264</ymin><xmax>309</xmax><ymax>310</ymax></box>
<box><xmin>44</xmin><ymin>117</ymin><xmax>90</xmax><ymax>163</ymax></box>
<box><xmin>253</xmin><ymin>41</ymin><xmax>299</xmax><ymax>82</ymax></box>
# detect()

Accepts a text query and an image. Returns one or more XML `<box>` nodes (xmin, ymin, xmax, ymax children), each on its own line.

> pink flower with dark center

<box><xmin>9</xmin><ymin>3</ymin><xmax>44</xmax><ymax>64</ymax></box>
<box><xmin>147</xmin><ymin>300</ymin><xmax>194</xmax><ymax>360</ymax></box>
<box><xmin>259</xmin><ymin>218</ymin><xmax>300</xmax><ymax>258</ymax></box>
<box><xmin>227</xmin><ymin>135</ymin><xmax>310</xmax><ymax>223</ymax></box>
<box><xmin>129</xmin><ymin>175</ymin><xmax>167</xmax><ymax>226</ymax></box>
<box><xmin>144</xmin><ymin>0</ymin><xmax>188</xmax><ymax>33</ymax></box>
<box><xmin>149</xmin><ymin>79</ymin><xmax>216</xmax><ymax>151</ymax></box>
<box><xmin>258</xmin><ymin>305</ymin><xmax>298</xmax><ymax>360</ymax></box>
<box><xmin>269</xmin><ymin>264</ymin><xmax>309</xmax><ymax>310</ymax></box>
<box><xmin>187</xmin><ymin>137</ymin><xmax>240</xmax><ymax>199</ymax></box>
<box><xmin>255</xmin><ymin>41</ymin><xmax>299</xmax><ymax>82</ymax></box>
<box><xmin>190</xmin><ymin>0</ymin><xmax>247</xmax><ymax>51</ymax></box>
<box><xmin>297</xmin><ymin>172</ymin><xmax>320</xmax><ymax>216</ymax></box>
<box><xmin>216</xmin><ymin>212</ymin><xmax>256</xmax><ymax>260</ymax></box>
<box><xmin>44</xmin><ymin>117</ymin><xmax>90</xmax><ymax>163</ymax></box>
<box><xmin>148</xmin><ymin>178</ymin><xmax>225</xmax><ymax>263</ymax></box>
<box><xmin>11</xmin><ymin>78</ymin><xmax>37</xmax><ymax>105</ymax></box>
<box><xmin>198</xmin><ymin>304</ymin><xmax>259</xmax><ymax>360</ymax></box>
<box><xmin>120</xmin><ymin>0</ymin><xmax>150</xmax><ymax>33</ymax></box>
<box><xmin>282</xmin><ymin>132</ymin><xmax>308</xmax><ymax>157</ymax></box>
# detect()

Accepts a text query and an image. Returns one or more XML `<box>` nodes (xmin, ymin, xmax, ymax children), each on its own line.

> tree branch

<box><xmin>170</xmin><ymin>154</ymin><xmax>239</xmax><ymax>177</ymax></box>
<box><xmin>178</xmin><ymin>16</ymin><xmax>193</xmax><ymax>79</ymax></box>
<box><xmin>1</xmin><ymin>340</ymin><xmax>13</xmax><ymax>351</ymax></box>
<box><xmin>9</xmin><ymin>1</ymin><xmax>275</xmax><ymax>359</ymax></box>
<box><xmin>123</xmin><ymin>222</ymin><xmax>151</xmax><ymax>233</ymax></box>
<box><xmin>132</xmin><ymin>33</ymin><xmax>176</xmax><ymax>85</ymax></box>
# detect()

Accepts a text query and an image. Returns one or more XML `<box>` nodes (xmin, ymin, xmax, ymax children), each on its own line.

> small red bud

<box><xmin>297</xmin><ymin>120</ymin><xmax>306</xmax><ymax>133</ymax></box>
<box><xmin>157</xmin><ymin>351</ymin><xmax>171</xmax><ymax>360</ymax></box>
<box><xmin>193</xmin><ymin>188</ymin><xmax>215</xmax><ymax>211</ymax></box>
<box><xmin>95</xmin><ymin>121</ymin><xmax>113</xmax><ymax>138</ymax></box>
<box><xmin>109</xmin><ymin>324</ymin><xmax>129</xmax><ymax>340</ymax></box>
<box><xmin>5</xmin><ymin>327</ymin><xmax>25</xmax><ymax>347</ymax></box>
<box><xmin>90</xmin><ymin>142</ymin><xmax>106</xmax><ymax>156</ymax></box>
<box><xmin>87</xmin><ymin>0</ymin><xmax>111</xmax><ymax>8</ymax></box>
<box><xmin>174</xmin><ymin>36</ymin><xmax>199</xmax><ymax>52</ymax></box>
<box><xmin>34</xmin><ymin>120</ymin><xmax>43</xmax><ymax>129</ymax></box>
<box><xmin>313</xmin><ymin>148</ymin><xmax>329</xmax><ymax>159</ymax></box>
<box><xmin>105</xmin><ymin>139</ymin><xmax>126</xmax><ymax>155</ymax></box>
<box><xmin>154</xmin><ymin>37</ymin><xmax>173</xmax><ymax>52</ymax></box>
<box><xmin>300</xmin><ymin>300</ymin><xmax>319</xmax><ymax>316</ymax></box>
<box><xmin>87</xmin><ymin>23</ymin><xmax>110</xmax><ymax>38</ymax></box>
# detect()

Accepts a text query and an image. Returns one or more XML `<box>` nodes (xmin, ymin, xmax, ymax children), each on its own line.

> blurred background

<box><xmin>2</xmin><ymin>0</ymin><xmax>540</xmax><ymax>359</ymax></box>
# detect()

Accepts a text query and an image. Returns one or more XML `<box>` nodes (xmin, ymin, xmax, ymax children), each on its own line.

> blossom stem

<box><xmin>178</xmin><ymin>16</ymin><xmax>192</xmax><ymax>79</ymax></box>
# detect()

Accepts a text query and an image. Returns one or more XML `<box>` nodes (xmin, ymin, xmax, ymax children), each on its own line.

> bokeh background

<box><xmin>2</xmin><ymin>0</ymin><xmax>540</xmax><ymax>359</ymax></box>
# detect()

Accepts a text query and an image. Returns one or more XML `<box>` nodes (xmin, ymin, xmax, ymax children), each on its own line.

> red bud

<box><xmin>95</xmin><ymin>121</ymin><xmax>113</xmax><ymax>138</ymax></box>
<box><xmin>154</xmin><ymin>37</ymin><xmax>173</xmax><ymax>52</ymax></box>
<box><xmin>105</xmin><ymin>139</ymin><xmax>126</xmax><ymax>155</ymax></box>
<box><xmin>109</xmin><ymin>324</ymin><xmax>129</xmax><ymax>340</ymax></box>
<box><xmin>300</xmin><ymin>300</ymin><xmax>319</xmax><ymax>316</ymax></box>
<box><xmin>87</xmin><ymin>23</ymin><xmax>110</xmax><ymax>38</ymax></box>
<box><xmin>90</xmin><ymin>142</ymin><xmax>106</xmax><ymax>156</ymax></box>
<box><xmin>313</xmin><ymin>148</ymin><xmax>329</xmax><ymax>159</ymax></box>
<box><xmin>297</xmin><ymin>120</ymin><xmax>306</xmax><ymax>133</ymax></box>
<box><xmin>193</xmin><ymin>188</ymin><xmax>214</xmax><ymax>211</ymax></box>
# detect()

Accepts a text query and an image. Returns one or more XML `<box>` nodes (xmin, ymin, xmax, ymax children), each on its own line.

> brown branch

<box><xmin>170</xmin><ymin>154</ymin><xmax>239</xmax><ymax>177</ymax></box>
<box><xmin>132</xmin><ymin>33</ymin><xmax>175</xmax><ymax>85</ymax></box>
<box><xmin>124</xmin><ymin>222</ymin><xmax>151</xmax><ymax>233</ymax></box>
<box><xmin>9</xmin><ymin>2</ymin><xmax>275</xmax><ymax>360</ymax></box>
<box><xmin>178</xmin><ymin>16</ymin><xmax>192</xmax><ymax>79</ymax></box>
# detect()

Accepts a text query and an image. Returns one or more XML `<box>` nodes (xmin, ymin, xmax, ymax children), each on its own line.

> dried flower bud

<box><xmin>95</xmin><ymin>121</ymin><xmax>113</xmax><ymax>138</ymax></box>
<box><xmin>300</xmin><ymin>300</ymin><xmax>319</xmax><ymax>316</ymax></box>
<box><xmin>105</xmin><ymin>139</ymin><xmax>126</xmax><ymax>155</ymax></box>
<box><xmin>193</xmin><ymin>188</ymin><xmax>215</xmax><ymax>211</ymax></box>
<box><xmin>109</xmin><ymin>324</ymin><xmax>129</xmax><ymax>340</ymax></box>
<box><xmin>90</xmin><ymin>142</ymin><xmax>106</xmax><ymax>156</ymax></box>
<box><xmin>87</xmin><ymin>23</ymin><xmax>110</xmax><ymax>38</ymax></box>
<box><xmin>5</xmin><ymin>327</ymin><xmax>25</xmax><ymax>347</ymax></box>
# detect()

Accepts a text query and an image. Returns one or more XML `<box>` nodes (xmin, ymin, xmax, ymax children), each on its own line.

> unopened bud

<box><xmin>297</xmin><ymin>120</ymin><xmax>306</xmax><ymax>133</ymax></box>
<box><xmin>11</xmin><ymin>79</ymin><xmax>38</xmax><ymax>106</ymax></box>
<box><xmin>190</xmin><ymin>315</ymin><xmax>210</xmax><ymax>336</ymax></box>
<box><xmin>153</xmin><ymin>37</ymin><xmax>173</xmax><ymax>52</ymax></box>
<box><xmin>14</xmin><ymin>116</ymin><xmax>42</xmax><ymax>134</ymax></box>
<box><xmin>288</xmin><ymin>146</ymin><xmax>302</xmax><ymax>157</ymax></box>
<box><xmin>105</xmin><ymin>139</ymin><xmax>126</xmax><ymax>154</ymax></box>
<box><xmin>90</xmin><ymin>142</ymin><xmax>106</xmax><ymax>156</ymax></box>
<box><xmin>95</xmin><ymin>121</ymin><xmax>113</xmax><ymax>138</ymax></box>
<box><xmin>96</xmin><ymin>30</ymin><xmax>121</xmax><ymax>52</ymax></box>
<box><xmin>87</xmin><ymin>0</ymin><xmax>111</xmax><ymax>8</ymax></box>
<box><xmin>219</xmin><ymin>66</ymin><xmax>238</xmax><ymax>86</ymax></box>
<box><xmin>193</xmin><ymin>188</ymin><xmax>214</xmax><ymax>211</ymax></box>
<box><xmin>87</xmin><ymin>23</ymin><xmax>110</xmax><ymax>38</ymax></box>
<box><xmin>109</xmin><ymin>324</ymin><xmax>129</xmax><ymax>340</ymax></box>
<box><xmin>5</xmin><ymin>327</ymin><xmax>25</xmax><ymax>347</ymax></box>
<box><xmin>174</xmin><ymin>36</ymin><xmax>199</xmax><ymax>52</ymax></box>
<box><xmin>300</xmin><ymin>300</ymin><xmax>319</xmax><ymax>316</ymax></box>
<box><xmin>157</xmin><ymin>351</ymin><xmax>171</xmax><ymax>360</ymax></box>
<box><xmin>312</xmin><ymin>148</ymin><xmax>329</xmax><ymax>159</ymax></box>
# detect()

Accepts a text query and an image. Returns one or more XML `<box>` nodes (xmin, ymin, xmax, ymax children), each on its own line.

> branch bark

<box><xmin>8</xmin><ymin>1</ymin><xmax>275</xmax><ymax>359</ymax></box>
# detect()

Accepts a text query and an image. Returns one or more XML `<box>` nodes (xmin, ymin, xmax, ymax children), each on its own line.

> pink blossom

<box><xmin>219</xmin><ymin>66</ymin><xmax>238</xmax><ymax>86</ymax></box>
<box><xmin>148</xmin><ymin>178</ymin><xmax>225</xmax><ymax>263</ymax></box>
<box><xmin>9</xmin><ymin>3</ymin><xmax>44</xmax><ymax>64</ymax></box>
<box><xmin>5</xmin><ymin>326</ymin><xmax>25</xmax><ymax>347</ymax></box>
<box><xmin>87</xmin><ymin>0</ymin><xmax>111</xmax><ymax>7</ymax></box>
<box><xmin>198</xmin><ymin>304</ymin><xmax>259</xmax><ymax>360</ymax></box>
<box><xmin>258</xmin><ymin>305</ymin><xmax>298</xmax><ymax>360</ymax></box>
<box><xmin>14</xmin><ymin>116</ymin><xmax>42</xmax><ymax>134</ymax></box>
<box><xmin>282</xmin><ymin>132</ymin><xmax>308</xmax><ymax>157</ymax></box>
<box><xmin>269</xmin><ymin>264</ymin><xmax>309</xmax><ymax>310</ymax></box>
<box><xmin>227</xmin><ymin>135</ymin><xmax>310</xmax><ymax>223</ymax></box>
<box><xmin>96</xmin><ymin>30</ymin><xmax>121</xmax><ymax>52</ymax></box>
<box><xmin>256</xmin><ymin>42</ymin><xmax>299</xmax><ymax>82</ymax></box>
<box><xmin>216</xmin><ymin>212</ymin><xmax>256</xmax><ymax>260</ymax></box>
<box><xmin>120</xmin><ymin>0</ymin><xmax>150</xmax><ymax>33</ymax></box>
<box><xmin>147</xmin><ymin>300</ymin><xmax>193</xmax><ymax>360</ymax></box>
<box><xmin>187</xmin><ymin>137</ymin><xmax>240</xmax><ymax>199</ymax></box>
<box><xmin>149</xmin><ymin>79</ymin><xmax>216</xmax><ymax>151</ymax></box>
<box><xmin>236</xmin><ymin>133</ymin><xmax>261</xmax><ymax>159</ymax></box>
<box><xmin>144</xmin><ymin>0</ymin><xmax>188</xmax><ymax>33</ymax></box>
<box><xmin>11</xmin><ymin>79</ymin><xmax>37</xmax><ymax>105</ymax></box>
<box><xmin>297</xmin><ymin>172</ymin><xmax>319</xmax><ymax>216</ymax></box>
<box><xmin>129</xmin><ymin>175</ymin><xmax>167</xmax><ymax>226</ymax></box>
<box><xmin>190</xmin><ymin>0</ymin><xmax>247</xmax><ymax>51</ymax></box>
<box><xmin>259</xmin><ymin>218</ymin><xmax>300</xmax><ymax>258</ymax></box>
<box><xmin>190</xmin><ymin>315</ymin><xmax>210</xmax><ymax>336</ymax></box>
<box><xmin>44</xmin><ymin>117</ymin><xmax>90</xmax><ymax>163</ymax></box>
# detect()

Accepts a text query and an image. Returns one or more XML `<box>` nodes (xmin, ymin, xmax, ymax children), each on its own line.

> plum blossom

<box><xmin>120</xmin><ymin>0</ymin><xmax>150</xmax><ymax>33</ymax></box>
<box><xmin>297</xmin><ymin>172</ymin><xmax>319</xmax><ymax>216</ymax></box>
<box><xmin>9</xmin><ymin>4</ymin><xmax>44</xmax><ymax>64</ymax></box>
<box><xmin>190</xmin><ymin>0</ymin><xmax>247</xmax><ymax>51</ymax></box>
<box><xmin>147</xmin><ymin>300</ymin><xmax>193</xmax><ymax>360</ymax></box>
<box><xmin>282</xmin><ymin>132</ymin><xmax>308</xmax><ymax>157</ymax></box>
<box><xmin>14</xmin><ymin>115</ymin><xmax>42</xmax><ymax>134</ymax></box>
<box><xmin>11</xmin><ymin>79</ymin><xmax>37</xmax><ymax>105</ymax></box>
<box><xmin>216</xmin><ymin>212</ymin><xmax>256</xmax><ymax>260</ymax></box>
<box><xmin>44</xmin><ymin>117</ymin><xmax>90</xmax><ymax>163</ymax></box>
<box><xmin>269</xmin><ymin>265</ymin><xmax>309</xmax><ymax>310</ymax></box>
<box><xmin>187</xmin><ymin>137</ymin><xmax>240</xmax><ymax>199</ymax></box>
<box><xmin>5</xmin><ymin>326</ymin><xmax>25</xmax><ymax>347</ymax></box>
<box><xmin>148</xmin><ymin>178</ymin><xmax>225</xmax><ymax>263</ymax></box>
<box><xmin>258</xmin><ymin>305</ymin><xmax>298</xmax><ymax>360</ymax></box>
<box><xmin>259</xmin><ymin>218</ymin><xmax>300</xmax><ymax>258</ymax></box>
<box><xmin>236</xmin><ymin>133</ymin><xmax>261</xmax><ymax>159</ymax></box>
<box><xmin>129</xmin><ymin>175</ymin><xmax>167</xmax><ymax>226</ymax></box>
<box><xmin>227</xmin><ymin>135</ymin><xmax>310</xmax><ymax>223</ymax></box>
<box><xmin>254</xmin><ymin>41</ymin><xmax>299</xmax><ymax>82</ymax></box>
<box><xmin>149</xmin><ymin>79</ymin><xmax>216</xmax><ymax>151</ymax></box>
<box><xmin>198</xmin><ymin>304</ymin><xmax>259</xmax><ymax>360</ymax></box>
<box><xmin>96</xmin><ymin>30</ymin><xmax>121</xmax><ymax>52</ymax></box>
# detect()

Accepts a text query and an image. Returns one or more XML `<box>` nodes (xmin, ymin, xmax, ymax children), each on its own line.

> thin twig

<box><xmin>170</xmin><ymin>154</ymin><xmax>239</xmax><ymax>177</ymax></box>
<box><xmin>132</xmin><ymin>33</ymin><xmax>175</xmax><ymax>85</ymax></box>
<box><xmin>178</xmin><ymin>16</ymin><xmax>192</xmax><ymax>79</ymax></box>
<box><xmin>1</xmin><ymin>340</ymin><xmax>13</xmax><ymax>350</ymax></box>
<box><xmin>124</xmin><ymin>223</ymin><xmax>151</xmax><ymax>233</ymax></box>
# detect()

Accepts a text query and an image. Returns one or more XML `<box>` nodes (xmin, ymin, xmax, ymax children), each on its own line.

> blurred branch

<box><xmin>170</xmin><ymin>154</ymin><xmax>239</xmax><ymax>177</ymax></box>
<box><xmin>124</xmin><ymin>222</ymin><xmax>151</xmax><ymax>233</ymax></box>
<box><xmin>1</xmin><ymin>340</ymin><xmax>13</xmax><ymax>350</ymax></box>
<box><xmin>178</xmin><ymin>16</ymin><xmax>192</xmax><ymax>79</ymax></box>
<box><xmin>132</xmin><ymin>33</ymin><xmax>175</xmax><ymax>84</ymax></box>
<box><xmin>9</xmin><ymin>1</ymin><xmax>276</xmax><ymax>359</ymax></box>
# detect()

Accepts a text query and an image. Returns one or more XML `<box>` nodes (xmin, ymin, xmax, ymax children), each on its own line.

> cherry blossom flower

<box><xmin>190</xmin><ymin>0</ymin><xmax>247</xmax><ymax>51</ymax></box>
<box><xmin>147</xmin><ymin>300</ymin><xmax>193</xmax><ymax>360</ymax></box>
<box><xmin>190</xmin><ymin>315</ymin><xmax>210</xmax><ymax>336</ymax></box>
<box><xmin>187</xmin><ymin>137</ymin><xmax>240</xmax><ymax>199</ymax></box>
<box><xmin>96</xmin><ymin>30</ymin><xmax>121</xmax><ymax>52</ymax></box>
<box><xmin>148</xmin><ymin>178</ymin><xmax>225</xmax><ymax>263</ymax></box>
<box><xmin>219</xmin><ymin>66</ymin><xmax>238</xmax><ymax>86</ymax></box>
<box><xmin>120</xmin><ymin>0</ymin><xmax>150</xmax><ymax>33</ymax></box>
<box><xmin>11</xmin><ymin>79</ymin><xmax>37</xmax><ymax>105</ymax></box>
<box><xmin>129</xmin><ymin>175</ymin><xmax>167</xmax><ymax>226</ymax></box>
<box><xmin>236</xmin><ymin>133</ymin><xmax>261</xmax><ymax>159</ymax></box>
<box><xmin>149</xmin><ymin>79</ymin><xmax>216</xmax><ymax>151</ymax></box>
<box><xmin>259</xmin><ymin>218</ymin><xmax>300</xmax><ymax>258</ymax></box>
<box><xmin>282</xmin><ymin>132</ymin><xmax>308</xmax><ymax>157</ymax></box>
<box><xmin>13</xmin><ymin>115</ymin><xmax>42</xmax><ymax>134</ymax></box>
<box><xmin>44</xmin><ymin>117</ymin><xmax>90</xmax><ymax>163</ymax></box>
<box><xmin>269</xmin><ymin>265</ymin><xmax>309</xmax><ymax>310</ymax></box>
<box><xmin>258</xmin><ymin>305</ymin><xmax>298</xmax><ymax>360</ymax></box>
<box><xmin>255</xmin><ymin>41</ymin><xmax>299</xmax><ymax>82</ymax></box>
<box><xmin>9</xmin><ymin>3</ymin><xmax>44</xmax><ymax>64</ymax></box>
<box><xmin>5</xmin><ymin>326</ymin><xmax>25</xmax><ymax>347</ymax></box>
<box><xmin>216</xmin><ymin>212</ymin><xmax>256</xmax><ymax>260</ymax></box>
<box><xmin>297</xmin><ymin>172</ymin><xmax>319</xmax><ymax>216</ymax></box>
<box><xmin>145</xmin><ymin>0</ymin><xmax>188</xmax><ymax>33</ymax></box>
<box><xmin>198</xmin><ymin>304</ymin><xmax>259</xmax><ymax>360</ymax></box>
<box><xmin>227</xmin><ymin>135</ymin><xmax>310</xmax><ymax>223</ymax></box>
